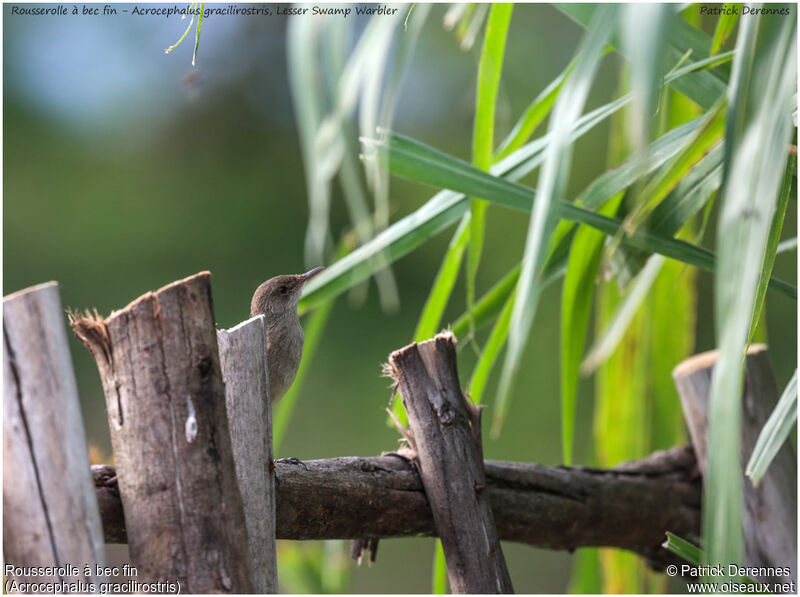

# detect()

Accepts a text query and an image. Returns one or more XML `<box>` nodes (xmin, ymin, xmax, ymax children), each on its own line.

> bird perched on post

<box><xmin>250</xmin><ymin>267</ymin><xmax>324</xmax><ymax>403</ymax></box>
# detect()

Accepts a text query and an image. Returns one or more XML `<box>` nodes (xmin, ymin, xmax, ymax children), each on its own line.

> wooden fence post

<box><xmin>3</xmin><ymin>282</ymin><xmax>107</xmax><ymax>590</ymax></box>
<box><xmin>71</xmin><ymin>272</ymin><xmax>252</xmax><ymax>593</ymax></box>
<box><xmin>388</xmin><ymin>332</ymin><xmax>514</xmax><ymax>593</ymax></box>
<box><xmin>673</xmin><ymin>344</ymin><xmax>797</xmax><ymax>584</ymax></box>
<box><xmin>218</xmin><ymin>315</ymin><xmax>277</xmax><ymax>593</ymax></box>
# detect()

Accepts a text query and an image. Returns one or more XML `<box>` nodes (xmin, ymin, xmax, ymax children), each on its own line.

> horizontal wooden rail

<box><xmin>93</xmin><ymin>446</ymin><xmax>700</xmax><ymax>569</ymax></box>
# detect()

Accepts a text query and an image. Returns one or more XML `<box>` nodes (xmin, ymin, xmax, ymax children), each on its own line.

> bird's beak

<box><xmin>299</xmin><ymin>266</ymin><xmax>324</xmax><ymax>285</ymax></box>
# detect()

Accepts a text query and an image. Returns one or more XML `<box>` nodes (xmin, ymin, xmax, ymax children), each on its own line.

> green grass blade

<box><xmin>388</xmin><ymin>214</ymin><xmax>470</xmax><ymax>426</ymax></box>
<box><xmin>556</xmin><ymin>3</ymin><xmax>727</xmax><ymax>109</ymax></box>
<box><xmin>324</xmin><ymin>19</ymin><xmax>400</xmax><ymax>312</ymax></box>
<box><xmin>414</xmin><ymin>215</ymin><xmax>471</xmax><ymax>341</ymax></box>
<box><xmin>191</xmin><ymin>3</ymin><xmax>203</xmax><ymax>66</ymax></box>
<box><xmin>777</xmin><ymin>237</ymin><xmax>797</xmax><ymax>254</ymax></box>
<box><xmin>287</xmin><ymin>16</ymin><xmax>332</xmax><ymax>266</ymax></box>
<box><xmin>469</xmin><ymin>3</ymin><xmax>513</xmax><ymax>339</ymax></box>
<box><xmin>494</xmin><ymin>57</ymin><xmax>575</xmax><ymax>161</ymax></box>
<box><xmin>299</xmin><ymin>189</ymin><xmax>469</xmax><ymax>313</ymax></box>
<box><xmin>613</xmin><ymin>143</ymin><xmax>723</xmax><ymax>284</ymax></box>
<box><xmin>749</xmin><ymin>160</ymin><xmax>794</xmax><ymax>343</ymax></box>
<box><xmin>624</xmin><ymin>98</ymin><xmax>727</xmax><ymax>234</ymax></box>
<box><xmin>373</xmin><ymin>129</ymin><xmax>797</xmax><ymax>299</ymax></box>
<box><xmin>710</xmin><ymin>4</ymin><xmax>741</xmax><ymax>55</ymax></box>
<box><xmin>649</xmin><ymin>144</ymin><xmax>724</xmax><ymax>235</ymax></box>
<box><xmin>582</xmin><ymin>255</ymin><xmax>665</xmax><ymax>373</ymax></box>
<box><xmin>746</xmin><ymin>369</ymin><xmax>798</xmax><ymax>485</ymax></box>
<box><xmin>469</xmin><ymin>288</ymin><xmax>515</xmax><ymax>406</ymax></box>
<box><xmin>494</xmin><ymin>5</ymin><xmax>618</xmax><ymax>436</ymax></box>
<box><xmin>164</xmin><ymin>4</ymin><xmax>196</xmax><ymax>55</ymax></box>
<box><xmin>472</xmin><ymin>2</ymin><xmax>513</xmax><ymax>169</ymax></box>
<box><xmin>560</xmin><ymin>192</ymin><xmax>624</xmax><ymax>464</ymax></box>
<box><xmin>622</xmin><ymin>4</ymin><xmax>672</xmax><ymax>150</ymax></box>
<box><xmin>663</xmin><ymin>532</ymin><xmax>702</xmax><ymax>566</ymax></box>
<box><xmin>432</xmin><ymin>540</ymin><xmax>447</xmax><ymax>593</ymax></box>
<box><xmin>704</xmin><ymin>12</ymin><xmax>796</xmax><ymax>575</ymax></box>
<box><xmin>452</xmin><ymin>263</ymin><xmax>520</xmax><ymax>339</ymax></box>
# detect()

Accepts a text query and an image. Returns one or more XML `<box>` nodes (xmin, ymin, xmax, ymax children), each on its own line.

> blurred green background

<box><xmin>4</xmin><ymin>3</ymin><xmax>796</xmax><ymax>593</ymax></box>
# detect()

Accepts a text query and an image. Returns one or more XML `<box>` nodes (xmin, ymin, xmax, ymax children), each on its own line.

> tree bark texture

<box><xmin>70</xmin><ymin>272</ymin><xmax>252</xmax><ymax>593</ymax></box>
<box><xmin>92</xmin><ymin>446</ymin><xmax>699</xmax><ymax>569</ymax></box>
<box><xmin>3</xmin><ymin>282</ymin><xmax>107</xmax><ymax>589</ymax></box>
<box><xmin>387</xmin><ymin>333</ymin><xmax>514</xmax><ymax>592</ymax></box>
<box><xmin>218</xmin><ymin>316</ymin><xmax>277</xmax><ymax>593</ymax></box>
<box><xmin>673</xmin><ymin>345</ymin><xmax>797</xmax><ymax>584</ymax></box>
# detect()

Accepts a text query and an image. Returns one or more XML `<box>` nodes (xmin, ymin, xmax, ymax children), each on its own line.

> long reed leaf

<box><xmin>581</xmin><ymin>255</ymin><xmax>665</xmax><ymax>373</ymax></box>
<box><xmin>494</xmin><ymin>58</ymin><xmax>575</xmax><ymax>161</ymax></box>
<box><xmin>469</xmin><ymin>288</ymin><xmax>515</xmax><ymax>406</ymax></box>
<box><xmin>746</xmin><ymin>369</ymin><xmax>798</xmax><ymax>485</ymax></box>
<box><xmin>469</xmin><ymin>3</ymin><xmax>513</xmax><ymax>341</ymax></box>
<box><xmin>371</xmin><ymin>129</ymin><xmax>797</xmax><ymax>299</ymax></box>
<box><xmin>749</xmin><ymin>160</ymin><xmax>794</xmax><ymax>342</ymax></box>
<box><xmin>495</xmin><ymin>6</ymin><xmax>619</xmax><ymax>436</ymax></box>
<box><xmin>710</xmin><ymin>5</ymin><xmax>741</xmax><ymax>55</ymax></box>
<box><xmin>704</xmin><ymin>12</ymin><xmax>796</xmax><ymax>575</ymax></box>
<box><xmin>560</xmin><ymin>192</ymin><xmax>624</xmax><ymax>464</ymax></box>
<box><xmin>414</xmin><ymin>216</ymin><xmax>470</xmax><ymax>341</ymax></box>
<box><xmin>556</xmin><ymin>3</ymin><xmax>727</xmax><ymax>109</ymax></box>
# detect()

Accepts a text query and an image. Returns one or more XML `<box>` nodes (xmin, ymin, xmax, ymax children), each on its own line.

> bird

<box><xmin>250</xmin><ymin>267</ymin><xmax>324</xmax><ymax>403</ymax></box>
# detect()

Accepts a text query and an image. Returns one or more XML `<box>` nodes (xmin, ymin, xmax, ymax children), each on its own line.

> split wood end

<box><xmin>672</xmin><ymin>343</ymin><xmax>768</xmax><ymax>378</ymax></box>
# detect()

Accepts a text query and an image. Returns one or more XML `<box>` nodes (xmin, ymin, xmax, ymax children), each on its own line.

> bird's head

<box><xmin>250</xmin><ymin>267</ymin><xmax>324</xmax><ymax>318</ymax></box>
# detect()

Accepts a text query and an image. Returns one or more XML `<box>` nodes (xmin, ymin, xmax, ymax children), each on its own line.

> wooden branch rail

<box><xmin>70</xmin><ymin>272</ymin><xmax>253</xmax><ymax>593</ymax></box>
<box><xmin>3</xmin><ymin>282</ymin><xmax>107</xmax><ymax>589</ymax></box>
<box><xmin>674</xmin><ymin>345</ymin><xmax>797</xmax><ymax>585</ymax></box>
<box><xmin>91</xmin><ymin>446</ymin><xmax>700</xmax><ymax>568</ymax></box>
<box><xmin>388</xmin><ymin>333</ymin><xmax>513</xmax><ymax>593</ymax></box>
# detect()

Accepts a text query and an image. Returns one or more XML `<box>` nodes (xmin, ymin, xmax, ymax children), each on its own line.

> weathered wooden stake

<box><xmin>388</xmin><ymin>332</ymin><xmax>514</xmax><ymax>593</ymax></box>
<box><xmin>218</xmin><ymin>315</ymin><xmax>277</xmax><ymax>593</ymax></box>
<box><xmin>71</xmin><ymin>272</ymin><xmax>252</xmax><ymax>593</ymax></box>
<box><xmin>3</xmin><ymin>282</ymin><xmax>107</xmax><ymax>590</ymax></box>
<box><xmin>674</xmin><ymin>344</ymin><xmax>797</xmax><ymax>584</ymax></box>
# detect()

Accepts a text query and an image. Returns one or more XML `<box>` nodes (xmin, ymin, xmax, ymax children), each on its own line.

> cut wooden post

<box><xmin>673</xmin><ymin>345</ymin><xmax>797</xmax><ymax>583</ymax></box>
<box><xmin>218</xmin><ymin>315</ymin><xmax>277</xmax><ymax>593</ymax></box>
<box><xmin>70</xmin><ymin>272</ymin><xmax>252</xmax><ymax>593</ymax></box>
<box><xmin>388</xmin><ymin>332</ymin><xmax>514</xmax><ymax>593</ymax></box>
<box><xmin>3</xmin><ymin>282</ymin><xmax>107</xmax><ymax>589</ymax></box>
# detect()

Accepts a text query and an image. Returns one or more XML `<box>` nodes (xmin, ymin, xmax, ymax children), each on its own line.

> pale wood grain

<box><xmin>218</xmin><ymin>315</ymin><xmax>277</xmax><ymax>593</ymax></box>
<box><xmin>3</xmin><ymin>281</ymin><xmax>107</xmax><ymax>589</ymax></box>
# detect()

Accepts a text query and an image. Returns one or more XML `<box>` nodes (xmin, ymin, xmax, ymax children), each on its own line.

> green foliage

<box><xmin>283</xmin><ymin>4</ymin><xmax>797</xmax><ymax>592</ymax></box>
<box><xmin>164</xmin><ymin>2</ymin><xmax>204</xmax><ymax>65</ymax></box>
<box><xmin>560</xmin><ymin>193</ymin><xmax>624</xmax><ymax>465</ymax></box>
<box><xmin>495</xmin><ymin>5</ymin><xmax>619</xmax><ymax>436</ymax></box>
<box><xmin>710</xmin><ymin>5</ymin><xmax>742</xmax><ymax>55</ymax></box>
<box><xmin>747</xmin><ymin>369</ymin><xmax>798</xmax><ymax>485</ymax></box>
<box><xmin>704</xmin><ymin>12</ymin><xmax>796</xmax><ymax>577</ymax></box>
<box><xmin>662</xmin><ymin>533</ymin><xmax>702</xmax><ymax>567</ymax></box>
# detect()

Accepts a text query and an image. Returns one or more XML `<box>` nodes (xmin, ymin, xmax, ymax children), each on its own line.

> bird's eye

<box><xmin>278</xmin><ymin>286</ymin><xmax>288</xmax><ymax>294</ymax></box>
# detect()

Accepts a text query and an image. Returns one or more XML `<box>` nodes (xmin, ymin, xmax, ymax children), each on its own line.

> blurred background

<box><xmin>4</xmin><ymin>3</ymin><xmax>796</xmax><ymax>593</ymax></box>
